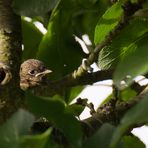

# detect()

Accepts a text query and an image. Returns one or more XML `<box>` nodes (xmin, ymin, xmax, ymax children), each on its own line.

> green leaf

<box><xmin>37</xmin><ymin>7</ymin><xmax>85</xmax><ymax>80</ymax></box>
<box><xmin>0</xmin><ymin>109</ymin><xmax>34</xmax><ymax>148</ymax></box>
<box><xmin>83</xmin><ymin>123</ymin><xmax>123</xmax><ymax>148</ymax></box>
<box><xmin>121</xmin><ymin>88</ymin><xmax>137</xmax><ymax>101</ymax></box>
<box><xmin>44</xmin><ymin>139</ymin><xmax>59</xmax><ymax>148</ymax></box>
<box><xmin>26</xmin><ymin>94</ymin><xmax>82</xmax><ymax>147</ymax></box>
<box><xmin>94</xmin><ymin>0</ymin><xmax>123</xmax><ymax>45</ymax></box>
<box><xmin>22</xmin><ymin>19</ymin><xmax>43</xmax><ymax>60</ymax></box>
<box><xmin>99</xmin><ymin>93</ymin><xmax>113</xmax><ymax>107</ymax></box>
<box><xmin>122</xmin><ymin>92</ymin><xmax>148</xmax><ymax>126</ymax></box>
<box><xmin>110</xmin><ymin>92</ymin><xmax>148</xmax><ymax>147</ymax></box>
<box><xmin>20</xmin><ymin>128</ymin><xmax>52</xmax><ymax>148</ymax></box>
<box><xmin>26</xmin><ymin>94</ymin><xmax>65</xmax><ymax>120</ymax></box>
<box><xmin>65</xmin><ymin>104</ymin><xmax>85</xmax><ymax>117</ymax></box>
<box><xmin>57</xmin><ymin>112</ymin><xmax>82</xmax><ymax>147</ymax></box>
<box><xmin>77</xmin><ymin>0</ymin><xmax>97</xmax><ymax>6</ymax></box>
<box><xmin>98</xmin><ymin>18</ymin><xmax>148</xmax><ymax>70</ymax></box>
<box><xmin>100</xmin><ymin>87</ymin><xmax>136</xmax><ymax>107</ymax></box>
<box><xmin>64</xmin><ymin>86</ymin><xmax>84</xmax><ymax>104</ymax></box>
<box><xmin>123</xmin><ymin>135</ymin><xmax>145</xmax><ymax>148</ymax></box>
<box><xmin>114</xmin><ymin>34</ymin><xmax>148</xmax><ymax>86</ymax></box>
<box><xmin>72</xmin><ymin>0</ymin><xmax>108</xmax><ymax>43</ymax></box>
<box><xmin>12</xmin><ymin>0</ymin><xmax>59</xmax><ymax>17</ymax></box>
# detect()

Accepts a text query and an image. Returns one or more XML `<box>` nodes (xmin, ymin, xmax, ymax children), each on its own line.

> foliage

<box><xmin>0</xmin><ymin>0</ymin><xmax>148</xmax><ymax>148</ymax></box>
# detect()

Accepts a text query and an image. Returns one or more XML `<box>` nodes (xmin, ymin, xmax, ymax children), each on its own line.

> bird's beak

<box><xmin>35</xmin><ymin>69</ymin><xmax>52</xmax><ymax>77</ymax></box>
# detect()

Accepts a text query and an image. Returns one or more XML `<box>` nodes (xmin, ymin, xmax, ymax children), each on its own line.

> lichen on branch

<box><xmin>0</xmin><ymin>0</ymin><xmax>24</xmax><ymax>124</ymax></box>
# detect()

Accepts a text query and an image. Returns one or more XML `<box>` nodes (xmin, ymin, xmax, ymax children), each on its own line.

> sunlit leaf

<box><xmin>121</xmin><ymin>88</ymin><xmax>137</xmax><ymax>101</ymax></box>
<box><xmin>114</xmin><ymin>34</ymin><xmax>148</xmax><ymax>86</ymax></box>
<box><xmin>98</xmin><ymin>18</ymin><xmax>148</xmax><ymax>70</ymax></box>
<box><xmin>94</xmin><ymin>0</ymin><xmax>123</xmax><ymax>44</ymax></box>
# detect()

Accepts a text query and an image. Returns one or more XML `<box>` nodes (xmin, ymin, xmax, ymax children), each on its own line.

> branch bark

<box><xmin>29</xmin><ymin>69</ymin><xmax>113</xmax><ymax>96</ymax></box>
<box><xmin>81</xmin><ymin>85</ymin><xmax>148</xmax><ymax>136</ymax></box>
<box><xmin>0</xmin><ymin>0</ymin><xmax>25</xmax><ymax>124</ymax></box>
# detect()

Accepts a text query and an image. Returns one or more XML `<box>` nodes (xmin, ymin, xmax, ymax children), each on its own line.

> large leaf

<box><xmin>114</xmin><ymin>33</ymin><xmax>148</xmax><ymax>86</ymax></box>
<box><xmin>22</xmin><ymin>19</ymin><xmax>43</xmax><ymax>60</ymax></box>
<box><xmin>94</xmin><ymin>0</ymin><xmax>123</xmax><ymax>45</ymax></box>
<box><xmin>20</xmin><ymin>128</ymin><xmax>52</xmax><ymax>148</ymax></box>
<box><xmin>98</xmin><ymin>18</ymin><xmax>148</xmax><ymax>70</ymax></box>
<box><xmin>72</xmin><ymin>0</ymin><xmax>108</xmax><ymax>43</ymax></box>
<box><xmin>37</xmin><ymin>8</ymin><xmax>85</xmax><ymax>80</ymax></box>
<box><xmin>121</xmin><ymin>87</ymin><xmax>137</xmax><ymax>102</ymax></box>
<box><xmin>26</xmin><ymin>94</ymin><xmax>82</xmax><ymax>147</ymax></box>
<box><xmin>123</xmin><ymin>136</ymin><xmax>145</xmax><ymax>148</ymax></box>
<box><xmin>12</xmin><ymin>0</ymin><xmax>59</xmax><ymax>17</ymax></box>
<box><xmin>64</xmin><ymin>86</ymin><xmax>84</xmax><ymax>104</ymax></box>
<box><xmin>110</xmin><ymin>92</ymin><xmax>148</xmax><ymax>147</ymax></box>
<box><xmin>66</xmin><ymin>104</ymin><xmax>85</xmax><ymax>117</ymax></box>
<box><xmin>0</xmin><ymin>109</ymin><xmax>34</xmax><ymax>148</ymax></box>
<box><xmin>26</xmin><ymin>94</ymin><xmax>65</xmax><ymax>120</ymax></box>
<box><xmin>83</xmin><ymin>123</ymin><xmax>123</xmax><ymax>148</ymax></box>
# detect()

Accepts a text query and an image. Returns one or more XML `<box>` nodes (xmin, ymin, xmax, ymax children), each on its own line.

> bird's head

<box><xmin>20</xmin><ymin>59</ymin><xmax>52</xmax><ymax>90</ymax></box>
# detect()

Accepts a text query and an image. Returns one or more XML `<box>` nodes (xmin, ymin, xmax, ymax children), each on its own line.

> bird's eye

<box><xmin>40</xmin><ymin>66</ymin><xmax>46</xmax><ymax>72</ymax></box>
<box><xmin>28</xmin><ymin>69</ymin><xmax>37</xmax><ymax>75</ymax></box>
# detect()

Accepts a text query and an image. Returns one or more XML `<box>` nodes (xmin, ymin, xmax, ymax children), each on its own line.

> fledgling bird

<box><xmin>20</xmin><ymin>59</ymin><xmax>52</xmax><ymax>90</ymax></box>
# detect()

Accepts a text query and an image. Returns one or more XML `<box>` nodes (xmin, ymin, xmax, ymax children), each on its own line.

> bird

<box><xmin>20</xmin><ymin>59</ymin><xmax>52</xmax><ymax>90</ymax></box>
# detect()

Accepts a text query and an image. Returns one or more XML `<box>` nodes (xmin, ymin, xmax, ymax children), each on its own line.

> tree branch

<box><xmin>81</xmin><ymin>85</ymin><xmax>148</xmax><ymax>136</ymax></box>
<box><xmin>30</xmin><ymin>69</ymin><xmax>113</xmax><ymax>96</ymax></box>
<box><xmin>0</xmin><ymin>0</ymin><xmax>25</xmax><ymax>124</ymax></box>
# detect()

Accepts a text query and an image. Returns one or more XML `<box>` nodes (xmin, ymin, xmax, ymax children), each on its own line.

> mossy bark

<box><xmin>0</xmin><ymin>0</ymin><xmax>25</xmax><ymax>124</ymax></box>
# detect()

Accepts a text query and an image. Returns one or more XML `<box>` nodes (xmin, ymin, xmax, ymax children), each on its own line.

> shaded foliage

<box><xmin>0</xmin><ymin>0</ymin><xmax>148</xmax><ymax>148</ymax></box>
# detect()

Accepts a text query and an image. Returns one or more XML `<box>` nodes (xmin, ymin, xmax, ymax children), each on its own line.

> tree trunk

<box><xmin>0</xmin><ymin>0</ymin><xmax>25</xmax><ymax>124</ymax></box>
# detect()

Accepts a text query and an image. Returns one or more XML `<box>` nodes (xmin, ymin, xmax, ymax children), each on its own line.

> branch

<box><xmin>0</xmin><ymin>0</ymin><xmax>25</xmax><ymax>124</ymax></box>
<box><xmin>30</xmin><ymin>69</ymin><xmax>113</xmax><ymax>96</ymax></box>
<box><xmin>131</xmin><ymin>81</ymin><xmax>148</xmax><ymax>94</ymax></box>
<box><xmin>81</xmin><ymin>85</ymin><xmax>148</xmax><ymax>136</ymax></box>
<box><xmin>53</xmin><ymin>69</ymin><xmax>113</xmax><ymax>87</ymax></box>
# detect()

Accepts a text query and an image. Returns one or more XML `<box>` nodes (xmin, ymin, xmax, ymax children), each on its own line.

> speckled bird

<box><xmin>20</xmin><ymin>59</ymin><xmax>52</xmax><ymax>90</ymax></box>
